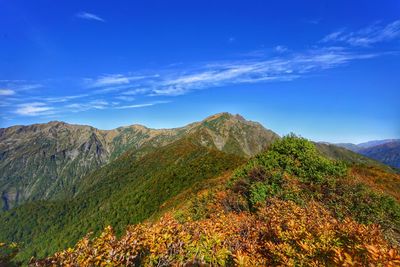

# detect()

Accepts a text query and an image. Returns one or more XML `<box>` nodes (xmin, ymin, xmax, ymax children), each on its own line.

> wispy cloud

<box><xmin>16</xmin><ymin>84</ymin><xmax>43</xmax><ymax>91</ymax></box>
<box><xmin>115</xmin><ymin>101</ymin><xmax>170</xmax><ymax>109</ymax></box>
<box><xmin>86</xmin><ymin>74</ymin><xmax>156</xmax><ymax>89</ymax></box>
<box><xmin>145</xmin><ymin>48</ymin><xmax>378</xmax><ymax>96</ymax></box>
<box><xmin>322</xmin><ymin>20</ymin><xmax>400</xmax><ymax>46</ymax></box>
<box><xmin>115</xmin><ymin>103</ymin><xmax>155</xmax><ymax>109</ymax></box>
<box><xmin>72</xmin><ymin>47</ymin><xmax>382</xmax><ymax>99</ymax></box>
<box><xmin>15</xmin><ymin>102</ymin><xmax>54</xmax><ymax>116</ymax></box>
<box><xmin>0</xmin><ymin>81</ymin><xmax>42</xmax><ymax>94</ymax></box>
<box><xmin>0</xmin><ymin>89</ymin><xmax>15</xmax><ymax>96</ymax></box>
<box><xmin>87</xmin><ymin>74</ymin><xmax>130</xmax><ymax>87</ymax></box>
<box><xmin>65</xmin><ymin>100</ymin><xmax>109</xmax><ymax>112</ymax></box>
<box><xmin>76</xmin><ymin>12</ymin><xmax>105</xmax><ymax>22</ymax></box>
<box><xmin>1</xmin><ymin>48</ymin><xmax>383</xmax><ymax>117</ymax></box>
<box><xmin>120</xmin><ymin>88</ymin><xmax>151</xmax><ymax>95</ymax></box>
<box><xmin>114</xmin><ymin>95</ymin><xmax>136</xmax><ymax>101</ymax></box>
<box><xmin>42</xmin><ymin>94</ymin><xmax>89</xmax><ymax>103</ymax></box>
<box><xmin>274</xmin><ymin>45</ymin><xmax>288</xmax><ymax>53</ymax></box>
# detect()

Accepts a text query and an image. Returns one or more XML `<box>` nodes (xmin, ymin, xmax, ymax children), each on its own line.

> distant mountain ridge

<box><xmin>0</xmin><ymin>112</ymin><xmax>279</xmax><ymax>209</ymax></box>
<box><xmin>336</xmin><ymin>139</ymin><xmax>400</xmax><ymax>168</ymax></box>
<box><xmin>336</xmin><ymin>139</ymin><xmax>400</xmax><ymax>152</ymax></box>
<box><xmin>357</xmin><ymin>141</ymin><xmax>400</xmax><ymax>169</ymax></box>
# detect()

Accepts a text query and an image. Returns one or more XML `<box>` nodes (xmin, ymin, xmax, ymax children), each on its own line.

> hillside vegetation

<box><xmin>26</xmin><ymin>135</ymin><xmax>400</xmax><ymax>266</ymax></box>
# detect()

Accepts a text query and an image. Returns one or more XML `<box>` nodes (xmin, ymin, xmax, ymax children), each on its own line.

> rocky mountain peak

<box><xmin>201</xmin><ymin>112</ymin><xmax>247</xmax><ymax>124</ymax></box>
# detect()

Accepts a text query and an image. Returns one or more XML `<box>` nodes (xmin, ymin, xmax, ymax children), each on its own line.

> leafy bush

<box><xmin>232</xmin><ymin>134</ymin><xmax>347</xmax><ymax>184</ymax></box>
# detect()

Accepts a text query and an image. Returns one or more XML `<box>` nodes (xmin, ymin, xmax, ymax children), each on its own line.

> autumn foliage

<box><xmin>29</xmin><ymin>193</ymin><xmax>399</xmax><ymax>266</ymax></box>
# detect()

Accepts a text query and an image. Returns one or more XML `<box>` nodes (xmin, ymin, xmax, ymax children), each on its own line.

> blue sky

<box><xmin>0</xmin><ymin>0</ymin><xmax>399</xmax><ymax>143</ymax></box>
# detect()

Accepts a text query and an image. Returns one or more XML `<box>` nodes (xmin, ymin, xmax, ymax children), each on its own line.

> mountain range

<box><xmin>0</xmin><ymin>113</ymin><xmax>399</xmax><ymax>265</ymax></box>
<box><xmin>2</xmin><ymin>112</ymin><xmax>390</xmax><ymax>211</ymax></box>
<box><xmin>336</xmin><ymin>139</ymin><xmax>400</xmax><ymax>168</ymax></box>
<box><xmin>0</xmin><ymin>113</ymin><xmax>278</xmax><ymax>210</ymax></box>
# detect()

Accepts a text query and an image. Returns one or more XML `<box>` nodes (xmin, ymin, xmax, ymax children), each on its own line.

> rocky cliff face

<box><xmin>0</xmin><ymin>113</ymin><xmax>279</xmax><ymax>209</ymax></box>
<box><xmin>0</xmin><ymin>122</ymin><xmax>109</xmax><ymax>209</ymax></box>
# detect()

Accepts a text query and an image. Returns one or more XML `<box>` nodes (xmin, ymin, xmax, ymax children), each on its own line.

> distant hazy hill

<box><xmin>358</xmin><ymin>139</ymin><xmax>400</xmax><ymax>149</ymax></box>
<box><xmin>336</xmin><ymin>139</ymin><xmax>400</xmax><ymax>168</ymax></box>
<box><xmin>0</xmin><ymin>112</ymin><xmax>278</xmax><ymax>209</ymax></box>
<box><xmin>357</xmin><ymin>141</ymin><xmax>400</xmax><ymax>168</ymax></box>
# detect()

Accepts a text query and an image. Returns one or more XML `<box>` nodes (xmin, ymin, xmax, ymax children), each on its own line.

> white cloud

<box><xmin>89</xmin><ymin>100</ymin><xmax>108</xmax><ymax>109</ymax></box>
<box><xmin>322</xmin><ymin>20</ymin><xmax>400</xmax><ymax>46</ymax></box>
<box><xmin>15</xmin><ymin>102</ymin><xmax>54</xmax><ymax>116</ymax></box>
<box><xmin>65</xmin><ymin>103</ymin><xmax>83</xmax><ymax>109</ymax></box>
<box><xmin>114</xmin><ymin>95</ymin><xmax>136</xmax><ymax>101</ymax></box>
<box><xmin>0</xmin><ymin>89</ymin><xmax>15</xmax><ymax>96</ymax></box>
<box><xmin>88</xmin><ymin>74</ymin><xmax>130</xmax><ymax>87</ymax></box>
<box><xmin>76</xmin><ymin>12</ymin><xmax>105</xmax><ymax>22</ymax></box>
<box><xmin>275</xmin><ymin>45</ymin><xmax>288</xmax><ymax>53</ymax></box>
<box><xmin>120</xmin><ymin>88</ymin><xmax>151</xmax><ymax>95</ymax></box>
<box><xmin>16</xmin><ymin>84</ymin><xmax>43</xmax><ymax>91</ymax></box>
<box><xmin>115</xmin><ymin>103</ymin><xmax>155</xmax><ymax>109</ymax></box>
<box><xmin>87</xmin><ymin>74</ymin><xmax>156</xmax><ymax>89</ymax></box>
<box><xmin>322</xmin><ymin>30</ymin><xmax>344</xmax><ymax>43</ymax></box>
<box><xmin>65</xmin><ymin>100</ymin><xmax>109</xmax><ymax>112</ymax></box>
<box><xmin>115</xmin><ymin>101</ymin><xmax>169</xmax><ymax>109</ymax></box>
<box><xmin>42</xmin><ymin>94</ymin><xmax>89</xmax><ymax>103</ymax></box>
<box><xmin>0</xmin><ymin>82</ymin><xmax>42</xmax><ymax>94</ymax></box>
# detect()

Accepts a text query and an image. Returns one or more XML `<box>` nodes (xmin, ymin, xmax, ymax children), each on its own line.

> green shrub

<box><xmin>232</xmin><ymin>134</ymin><xmax>347</xmax><ymax>184</ymax></box>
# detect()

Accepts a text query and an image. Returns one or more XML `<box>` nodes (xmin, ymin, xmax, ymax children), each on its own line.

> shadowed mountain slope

<box><xmin>358</xmin><ymin>141</ymin><xmax>400</xmax><ymax>168</ymax></box>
